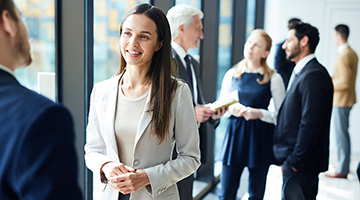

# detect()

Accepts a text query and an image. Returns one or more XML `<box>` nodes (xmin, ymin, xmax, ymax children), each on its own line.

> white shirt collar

<box><xmin>293</xmin><ymin>54</ymin><xmax>315</xmax><ymax>75</ymax></box>
<box><xmin>0</xmin><ymin>64</ymin><xmax>16</xmax><ymax>77</ymax></box>
<box><xmin>338</xmin><ymin>43</ymin><xmax>349</xmax><ymax>54</ymax></box>
<box><xmin>241</xmin><ymin>64</ymin><xmax>264</xmax><ymax>74</ymax></box>
<box><xmin>172</xmin><ymin>41</ymin><xmax>187</xmax><ymax>60</ymax></box>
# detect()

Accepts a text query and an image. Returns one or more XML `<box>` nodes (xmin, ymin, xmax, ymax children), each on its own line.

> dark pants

<box><xmin>282</xmin><ymin>161</ymin><xmax>319</xmax><ymax>200</ymax></box>
<box><xmin>173</xmin><ymin>142</ymin><xmax>195</xmax><ymax>200</ymax></box>
<box><xmin>118</xmin><ymin>193</ymin><xmax>130</xmax><ymax>200</ymax></box>
<box><xmin>176</xmin><ymin>173</ymin><xmax>194</xmax><ymax>200</ymax></box>
<box><xmin>357</xmin><ymin>162</ymin><xmax>360</xmax><ymax>183</ymax></box>
<box><xmin>219</xmin><ymin>164</ymin><xmax>269</xmax><ymax>200</ymax></box>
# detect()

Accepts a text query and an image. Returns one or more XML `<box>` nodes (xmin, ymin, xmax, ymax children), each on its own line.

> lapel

<box><xmin>100</xmin><ymin>75</ymin><xmax>152</xmax><ymax>156</ymax></box>
<box><xmin>99</xmin><ymin>75</ymin><xmax>152</xmax><ymax>155</ymax></box>
<box><xmin>173</xmin><ymin>49</ymin><xmax>192</xmax><ymax>86</ymax></box>
<box><xmin>134</xmin><ymin>87</ymin><xmax>152</xmax><ymax>148</ymax></box>
<box><xmin>100</xmin><ymin>76</ymin><xmax>121</xmax><ymax>158</ymax></box>
<box><xmin>278</xmin><ymin>58</ymin><xmax>316</xmax><ymax>116</ymax></box>
<box><xmin>173</xmin><ymin>49</ymin><xmax>198</xmax><ymax>105</ymax></box>
<box><xmin>101</xmin><ymin>75</ymin><xmax>152</xmax><ymax>155</ymax></box>
<box><xmin>190</xmin><ymin>57</ymin><xmax>205</xmax><ymax>104</ymax></box>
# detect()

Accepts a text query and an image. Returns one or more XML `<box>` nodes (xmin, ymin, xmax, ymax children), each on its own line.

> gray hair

<box><xmin>166</xmin><ymin>4</ymin><xmax>203</xmax><ymax>39</ymax></box>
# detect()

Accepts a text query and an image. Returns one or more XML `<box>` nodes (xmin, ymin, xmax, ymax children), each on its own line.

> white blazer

<box><xmin>84</xmin><ymin>75</ymin><xmax>201</xmax><ymax>200</ymax></box>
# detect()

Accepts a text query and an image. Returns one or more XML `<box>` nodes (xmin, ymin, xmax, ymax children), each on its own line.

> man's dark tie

<box><xmin>184</xmin><ymin>54</ymin><xmax>194</xmax><ymax>95</ymax></box>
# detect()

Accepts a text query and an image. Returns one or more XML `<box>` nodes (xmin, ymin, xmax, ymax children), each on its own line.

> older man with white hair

<box><xmin>167</xmin><ymin>4</ymin><xmax>227</xmax><ymax>200</ymax></box>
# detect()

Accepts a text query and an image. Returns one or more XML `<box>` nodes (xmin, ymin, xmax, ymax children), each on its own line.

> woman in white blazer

<box><xmin>84</xmin><ymin>4</ymin><xmax>201</xmax><ymax>200</ymax></box>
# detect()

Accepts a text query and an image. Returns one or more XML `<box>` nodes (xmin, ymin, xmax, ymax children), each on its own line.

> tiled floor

<box><xmin>202</xmin><ymin>152</ymin><xmax>360</xmax><ymax>200</ymax></box>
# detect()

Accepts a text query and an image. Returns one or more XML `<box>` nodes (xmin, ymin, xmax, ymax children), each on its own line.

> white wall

<box><xmin>264</xmin><ymin>0</ymin><xmax>360</xmax><ymax>153</ymax></box>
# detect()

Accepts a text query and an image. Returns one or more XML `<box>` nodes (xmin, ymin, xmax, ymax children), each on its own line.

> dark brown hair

<box><xmin>292</xmin><ymin>22</ymin><xmax>319</xmax><ymax>53</ymax></box>
<box><xmin>0</xmin><ymin>0</ymin><xmax>18</xmax><ymax>22</ymax></box>
<box><xmin>287</xmin><ymin>18</ymin><xmax>301</xmax><ymax>30</ymax></box>
<box><xmin>115</xmin><ymin>3</ymin><xmax>178</xmax><ymax>144</ymax></box>
<box><xmin>335</xmin><ymin>24</ymin><xmax>349</xmax><ymax>41</ymax></box>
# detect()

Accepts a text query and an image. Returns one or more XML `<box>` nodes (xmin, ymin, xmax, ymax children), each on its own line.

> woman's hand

<box><xmin>101</xmin><ymin>162</ymin><xmax>136</xmax><ymax>180</ymax></box>
<box><xmin>228</xmin><ymin>104</ymin><xmax>263</xmax><ymax>120</ymax></box>
<box><xmin>109</xmin><ymin>169</ymin><xmax>150</xmax><ymax>194</ymax></box>
<box><xmin>211</xmin><ymin>105</ymin><xmax>228</xmax><ymax>120</ymax></box>
<box><xmin>228</xmin><ymin>103</ymin><xmax>246</xmax><ymax>117</ymax></box>
<box><xmin>239</xmin><ymin>107</ymin><xmax>263</xmax><ymax>120</ymax></box>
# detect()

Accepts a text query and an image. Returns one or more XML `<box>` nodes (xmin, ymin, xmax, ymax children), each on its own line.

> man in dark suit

<box><xmin>0</xmin><ymin>1</ymin><xmax>82</xmax><ymax>199</ymax></box>
<box><xmin>273</xmin><ymin>22</ymin><xmax>333</xmax><ymax>200</ymax></box>
<box><xmin>274</xmin><ymin>18</ymin><xmax>301</xmax><ymax>88</ymax></box>
<box><xmin>167</xmin><ymin>4</ymin><xmax>227</xmax><ymax>200</ymax></box>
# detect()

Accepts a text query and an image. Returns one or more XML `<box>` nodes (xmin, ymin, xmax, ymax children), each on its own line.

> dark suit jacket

<box><xmin>172</xmin><ymin>48</ymin><xmax>219</xmax><ymax>164</ymax></box>
<box><xmin>0</xmin><ymin>69</ymin><xmax>82</xmax><ymax>200</ymax></box>
<box><xmin>273</xmin><ymin>58</ymin><xmax>333</xmax><ymax>174</ymax></box>
<box><xmin>274</xmin><ymin>40</ymin><xmax>296</xmax><ymax>88</ymax></box>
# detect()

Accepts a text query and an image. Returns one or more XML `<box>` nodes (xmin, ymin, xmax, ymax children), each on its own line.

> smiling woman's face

<box><xmin>120</xmin><ymin>14</ymin><xmax>162</xmax><ymax>69</ymax></box>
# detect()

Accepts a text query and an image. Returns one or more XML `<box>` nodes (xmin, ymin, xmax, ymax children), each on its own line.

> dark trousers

<box><xmin>176</xmin><ymin>174</ymin><xmax>194</xmax><ymax>200</ymax></box>
<box><xmin>118</xmin><ymin>193</ymin><xmax>130</xmax><ymax>200</ymax></box>
<box><xmin>357</xmin><ymin>162</ymin><xmax>360</xmax><ymax>183</ymax></box>
<box><xmin>282</xmin><ymin>161</ymin><xmax>319</xmax><ymax>200</ymax></box>
<box><xmin>173</xmin><ymin>144</ymin><xmax>194</xmax><ymax>200</ymax></box>
<box><xmin>219</xmin><ymin>164</ymin><xmax>269</xmax><ymax>200</ymax></box>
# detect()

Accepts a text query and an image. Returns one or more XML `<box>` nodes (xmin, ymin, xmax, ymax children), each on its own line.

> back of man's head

<box><xmin>287</xmin><ymin>18</ymin><xmax>301</xmax><ymax>30</ymax></box>
<box><xmin>335</xmin><ymin>24</ymin><xmax>349</xmax><ymax>41</ymax></box>
<box><xmin>0</xmin><ymin>0</ymin><xmax>18</xmax><ymax>22</ymax></box>
<box><xmin>293</xmin><ymin>22</ymin><xmax>320</xmax><ymax>53</ymax></box>
<box><xmin>167</xmin><ymin>4</ymin><xmax>203</xmax><ymax>39</ymax></box>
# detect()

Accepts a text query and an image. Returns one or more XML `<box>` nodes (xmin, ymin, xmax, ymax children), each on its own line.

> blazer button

<box><xmin>133</xmin><ymin>160</ymin><xmax>140</xmax><ymax>166</ymax></box>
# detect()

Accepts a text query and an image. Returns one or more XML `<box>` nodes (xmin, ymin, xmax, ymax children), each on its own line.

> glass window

<box><xmin>15</xmin><ymin>0</ymin><xmax>56</xmax><ymax>94</ymax></box>
<box><xmin>246</xmin><ymin>0</ymin><xmax>256</xmax><ymax>39</ymax></box>
<box><xmin>214</xmin><ymin>0</ymin><xmax>233</xmax><ymax>176</ymax></box>
<box><xmin>93</xmin><ymin>0</ymin><xmax>149</xmax><ymax>84</ymax></box>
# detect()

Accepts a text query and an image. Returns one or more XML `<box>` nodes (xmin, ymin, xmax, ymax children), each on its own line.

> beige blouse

<box><xmin>114</xmin><ymin>83</ymin><xmax>149</xmax><ymax>166</ymax></box>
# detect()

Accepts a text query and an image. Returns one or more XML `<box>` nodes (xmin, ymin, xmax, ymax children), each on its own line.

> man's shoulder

<box><xmin>299</xmin><ymin>59</ymin><xmax>332</xmax><ymax>88</ymax></box>
<box><xmin>0</xmin><ymin>83</ymin><xmax>70</xmax><ymax>129</ymax></box>
<box><xmin>342</xmin><ymin>47</ymin><xmax>358</xmax><ymax>59</ymax></box>
<box><xmin>8</xmin><ymin>83</ymin><xmax>57</xmax><ymax>107</ymax></box>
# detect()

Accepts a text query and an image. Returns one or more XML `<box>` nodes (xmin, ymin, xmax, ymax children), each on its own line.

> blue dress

<box><xmin>219</xmin><ymin>72</ymin><xmax>277</xmax><ymax>168</ymax></box>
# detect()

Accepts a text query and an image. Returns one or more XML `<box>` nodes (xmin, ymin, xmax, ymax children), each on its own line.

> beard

<box><xmin>15</xmin><ymin>28</ymin><xmax>32</xmax><ymax>67</ymax></box>
<box><xmin>286</xmin><ymin>43</ymin><xmax>300</xmax><ymax>61</ymax></box>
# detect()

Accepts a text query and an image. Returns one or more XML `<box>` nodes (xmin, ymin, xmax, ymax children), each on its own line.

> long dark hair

<box><xmin>115</xmin><ymin>3</ymin><xmax>178</xmax><ymax>144</ymax></box>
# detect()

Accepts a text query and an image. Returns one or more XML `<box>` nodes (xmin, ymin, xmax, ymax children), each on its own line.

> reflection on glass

<box><xmin>15</xmin><ymin>0</ymin><xmax>55</xmax><ymax>92</ymax></box>
<box><xmin>93</xmin><ymin>0</ymin><xmax>149</xmax><ymax>84</ymax></box>
<box><xmin>215</xmin><ymin>0</ymin><xmax>233</xmax><ymax>173</ymax></box>
<box><xmin>175</xmin><ymin>0</ymin><xmax>201</xmax><ymax>59</ymax></box>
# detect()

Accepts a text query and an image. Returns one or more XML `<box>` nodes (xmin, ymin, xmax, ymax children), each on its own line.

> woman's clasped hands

<box><xmin>102</xmin><ymin>162</ymin><xmax>150</xmax><ymax>194</ymax></box>
<box><xmin>228</xmin><ymin>103</ymin><xmax>263</xmax><ymax>120</ymax></box>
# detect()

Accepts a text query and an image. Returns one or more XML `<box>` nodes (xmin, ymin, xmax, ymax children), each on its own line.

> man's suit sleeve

<box><xmin>12</xmin><ymin>105</ymin><xmax>83</xmax><ymax>200</ymax></box>
<box><xmin>192</xmin><ymin>58</ymin><xmax>220</xmax><ymax>128</ymax></box>
<box><xmin>207</xmin><ymin>117</ymin><xmax>220</xmax><ymax>128</ymax></box>
<box><xmin>286</xmin><ymin>71</ymin><xmax>333</xmax><ymax>170</ymax></box>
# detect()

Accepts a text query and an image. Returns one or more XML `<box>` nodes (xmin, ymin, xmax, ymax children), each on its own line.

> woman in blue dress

<box><xmin>218</xmin><ymin>29</ymin><xmax>286</xmax><ymax>200</ymax></box>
